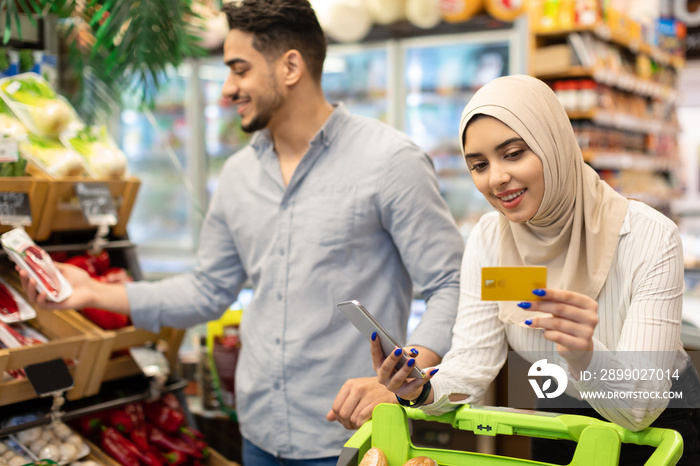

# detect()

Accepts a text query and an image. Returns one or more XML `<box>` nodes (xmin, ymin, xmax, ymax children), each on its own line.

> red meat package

<box><xmin>0</xmin><ymin>277</ymin><xmax>36</xmax><ymax>322</ymax></box>
<box><xmin>1</xmin><ymin>228</ymin><xmax>73</xmax><ymax>302</ymax></box>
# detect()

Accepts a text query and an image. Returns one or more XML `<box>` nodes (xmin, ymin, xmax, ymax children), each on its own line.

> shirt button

<box><xmin>277</xmin><ymin>292</ymin><xmax>283</xmax><ymax>301</ymax></box>
<box><xmin>279</xmin><ymin>249</ymin><xmax>285</xmax><ymax>256</ymax></box>
<box><xmin>275</xmin><ymin>338</ymin><xmax>281</xmax><ymax>345</ymax></box>
<box><xmin>273</xmin><ymin>382</ymin><xmax>280</xmax><ymax>390</ymax></box>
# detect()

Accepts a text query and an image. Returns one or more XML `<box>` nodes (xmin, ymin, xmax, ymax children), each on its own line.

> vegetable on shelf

<box><xmin>63</xmin><ymin>126</ymin><xmax>128</xmax><ymax>179</ymax></box>
<box><xmin>0</xmin><ymin>73</ymin><xmax>79</xmax><ymax>138</ymax></box>
<box><xmin>0</xmin><ymin>99</ymin><xmax>28</xmax><ymax>138</ymax></box>
<box><xmin>147</xmin><ymin>424</ymin><xmax>203</xmax><ymax>459</ymax></box>
<box><xmin>100</xmin><ymin>427</ymin><xmax>140</xmax><ymax>466</ymax></box>
<box><xmin>20</xmin><ymin>133</ymin><xmax>86</xmax><ymax>177</ymax></box>
<box><xmin>143</xmin><ymin>401</ymin><xmax>185</xmax><ymax>434</ymax></box>
<box><xmin>72</xmin><ymin>396</ymin><xmax>211</xmax><ymax>466</ymax></box>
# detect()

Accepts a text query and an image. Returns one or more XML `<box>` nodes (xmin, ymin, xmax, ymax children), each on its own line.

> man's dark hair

<box><xmin>222</xmin><ymin>0</ymin><xmax>327</xmax><ymax>81</ymax></box>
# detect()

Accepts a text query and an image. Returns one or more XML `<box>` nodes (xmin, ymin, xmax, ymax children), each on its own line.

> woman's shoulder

<box><xmin>465</xmin><ymin>211</ymin><xmax>500</xmax><ymax>248</ymax></box>
<box><xmin>473</xmin><ymin>211</ymin><xmax>500</xmax><ymax>234</ymax></box>
<box><xmin>626</xmin><ymin>200</ymin><xmax>678</xmax><ymax>233</ymax></box>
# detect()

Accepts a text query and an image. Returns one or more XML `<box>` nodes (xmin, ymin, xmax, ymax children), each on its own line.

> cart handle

<box><xmin>337</xmin><ymin>404</ymin><xmax>683</xmax><ymax>466</ymax></box>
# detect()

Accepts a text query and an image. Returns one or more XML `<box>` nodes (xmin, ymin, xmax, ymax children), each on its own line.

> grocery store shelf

<box><xmin>537</xmin><ymin>68</ymin><xmax>678</xmax><ymax>102</ymax></box>
<box><xmin>571</xmin><ymin>110</ymin><xmax>680</xmax><ymax>135</ymax></box>
<box><xmin>0</xmin><ymin>375</ymin><xmax>188</xmax><ymax>437</ymax></box>
<box><xmin>583</xmin><ymin>151</ymin><xmax>680</xmax><ymax>172</ymax></box>
<box><xmin>533</xmin><ymin>23</ymin><xmax>682</xmax><ymax>69</ymax></box>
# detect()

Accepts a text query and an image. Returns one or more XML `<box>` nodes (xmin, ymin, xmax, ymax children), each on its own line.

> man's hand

<box><xmin>18</xmin><ymin>262</ymin><xmax>95</xmax><ymax>310</ymax></box>
<box><xmin>18</xmin><ymin>263</ymin><xmax>131</xmax><ymax>316</ymax></box>
<box><xmin>326</xmin><ymin>377</ymin><xmax>396</xmax><ymax>430</ymax></box>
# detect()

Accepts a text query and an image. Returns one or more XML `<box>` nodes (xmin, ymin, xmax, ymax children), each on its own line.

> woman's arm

<box><xmin>371</xmin><ymin>214</ymin><xmax>509</xmax><ymax>414</ymax></box>
<box><xmin>528</xmin><ymin>213</ymin><xmax>684</xmax><ymax>430</ymax></box>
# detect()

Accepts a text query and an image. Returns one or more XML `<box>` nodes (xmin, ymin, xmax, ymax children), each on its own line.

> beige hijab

<box><xmin>459</xmin><ymin>75</ymin><xmax>629</xmax><ymax>326</ymax></box>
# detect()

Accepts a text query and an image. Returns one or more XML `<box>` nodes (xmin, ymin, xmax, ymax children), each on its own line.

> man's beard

<box><xmin>240</xmin><ymin>85</ymin><xmax>284</xmax><ymax>133</ymax></box>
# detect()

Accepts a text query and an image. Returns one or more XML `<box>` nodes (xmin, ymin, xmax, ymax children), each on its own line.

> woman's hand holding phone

<box><xmin>370</xmin><ymin>333</ymin><xmax>438</xmax><ymax>404</ymax></box>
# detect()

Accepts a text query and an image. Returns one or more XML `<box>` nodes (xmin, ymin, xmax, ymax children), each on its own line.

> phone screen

<box><xmin>337</xmin><ymin>300</ymin><xmax>424</xmax><ymax>379</ymax></box>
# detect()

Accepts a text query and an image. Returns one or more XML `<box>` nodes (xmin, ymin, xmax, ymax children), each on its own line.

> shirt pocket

<box><xmin>303</xmin><ymin>184</ymin><xmax>356</xmax><ymax>246</ymax></box>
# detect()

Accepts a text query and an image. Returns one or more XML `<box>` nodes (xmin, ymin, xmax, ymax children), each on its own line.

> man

<box><xmin>20</xmin><ymin>1</ymin><xmax>464</xmax><ymax>463</ymax></box>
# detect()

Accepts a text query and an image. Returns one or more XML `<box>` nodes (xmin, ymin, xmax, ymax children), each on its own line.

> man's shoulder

<box><xmin>338</xmin><ymin>112</ymin><xmax>417</xmax><ymax>150</ymax></box>
<box><xmin>220</xmin><ymin>144</ymin><xmax>258</xmax><ymax>170</ymax></box>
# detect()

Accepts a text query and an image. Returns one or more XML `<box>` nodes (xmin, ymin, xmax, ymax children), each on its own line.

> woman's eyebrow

<box><xmin>464</xmin><ymin>137</ymin><xmax>525</xmax><ymax>159</ymax></box>
<box><xmin>495</xmin><ymin>137</ymin><xmax>525</xmax><ymax>151</ymax></box>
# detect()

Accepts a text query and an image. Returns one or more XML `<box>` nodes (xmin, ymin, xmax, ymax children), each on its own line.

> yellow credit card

<box><xmin>481</xmin><ymin>267</ymin><xmax>547</xmax><ymax>301</ymax></box>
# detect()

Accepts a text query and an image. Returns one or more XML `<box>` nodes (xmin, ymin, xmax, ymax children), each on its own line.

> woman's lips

<box><xmin>495</xmin><ymin>188</ymin><xmax>526</xmax><ymax>209</ymax></box>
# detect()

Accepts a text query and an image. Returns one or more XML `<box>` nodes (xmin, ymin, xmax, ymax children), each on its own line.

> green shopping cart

<box><xmin>336</xmin><ymin>403</ymin><xmax>683</xmax><ymax>466</ymax></box>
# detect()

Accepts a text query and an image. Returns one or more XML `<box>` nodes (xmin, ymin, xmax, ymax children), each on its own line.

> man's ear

<box><xmin>280</xmin><ymin>49</ymin><xmax>304</xmax><ymax>86</ymax></box>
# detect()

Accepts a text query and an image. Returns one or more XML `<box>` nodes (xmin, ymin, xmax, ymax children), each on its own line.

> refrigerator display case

<box><xmin>398</xmin><ymin>30</ymin><xmax>525</xmax><ymax>236</ymax></box>
<box><xmin>322</xmin><ymin>42</ymin><xmax>394</xmax><ymax>125</ymax></box>
<box><xmin>119</xmin><ymin>69</ymin><xmax>195</xmax><ymax>256</ymax></box>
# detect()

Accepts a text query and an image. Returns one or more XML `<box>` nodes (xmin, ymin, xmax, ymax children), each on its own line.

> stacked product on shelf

<box><xmin>528</xmin><ymin>1</ymin><xmax>685</xmax><ymax>215</ymax></box>
<box><xmin>0</xmin><ymin>71</ymin><xmax>237</xmax><ymax>465</ymax></box>
<box><xmin>0</xmin><ymin>73</ymin><xmax>140</xmax><ymax>241</ymax></box>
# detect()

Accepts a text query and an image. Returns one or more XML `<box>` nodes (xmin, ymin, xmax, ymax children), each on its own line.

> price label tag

<box><xmin>24</xmin><ymin>359</ymin><xmax>74</xmax><ymax>397</ymax></box>
<box><xmin>0</xmin><ymin>139</ymin><xmax>20</xmax><ymax>163</ymax></box>
<box><xmin>0</xmin><ymin>192</ymin><xmax>31</xmax><ymax>226</ymax></box>
<box><xmin>130</xmin><ymin>345</ymin><xmax>171</xmax><ymax>378</ymax></box>
<box><xmin>75</xmin><ymin>182</ymin><xmax>118</xmax><ymax>226</ymax></box>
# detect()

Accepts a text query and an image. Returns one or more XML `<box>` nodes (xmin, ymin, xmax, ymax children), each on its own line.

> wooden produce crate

<box><xmin>63</xmin><ymin>310</ymin><xmax>185</xmax><ymax>397</ymax></box>
<box><xmin>32</xmin><ymin>176</ymin><xmax>140</xmax><ymax>241</ymax></box>
<box><xmin>0</xmin><ymin>309</ymin><xmax>101</xmax><ymax>406</ymax></box>
<box><xmin>84</xmin><ymin>437</ymin><xmax>240</xmax><ymax>466</ymax></box>
<box><xmin>0</xmin><ymin>176</ymin><xmax>50</xmax><ymax>239</ymax></box>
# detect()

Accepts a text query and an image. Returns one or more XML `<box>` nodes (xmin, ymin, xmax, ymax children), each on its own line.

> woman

<box><xmin>372</xmin><ymin>75</ymin><xmax>700</xmax><ymax>464</ymax></box>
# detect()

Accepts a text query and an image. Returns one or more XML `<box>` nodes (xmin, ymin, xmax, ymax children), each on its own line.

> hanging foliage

<box><xmin>1</xmin><ymin>0</ymin><xmax>207</xmax><ymax>123</ymax></box>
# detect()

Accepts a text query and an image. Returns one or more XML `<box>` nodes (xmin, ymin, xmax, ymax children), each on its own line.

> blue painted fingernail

<box><xmin>517</xmin><ymin>302</ymin><xmax>531</xmax><ymax>309</ymax></box>
<box><xmin>533</xmin><ymin>289</ymin><xmax>546</xmax><ymax>296</ymax></box>
<box><xmin>430</xmin><ymin>369</ymin><xmax>439</xmax><ymax>376</ymax></box>
<box><xmin>371</xmin><ymin>331</ymin><xmax>377</xmax><ymax>341</ymax></box>
<box><xmin>407</xmin><ymin>359</ymin><xmax>415</xmax><ymax>367</ymax></box>
<box><xmin>525</xmin><ymin>319</ymin><xmax>533</xmax><ymax>326</ymax></box>
<box><xmin>394</xmin><ymin>348</ymin><xmax>402</xmax><ymax>356</ymax></box>
<box><xmin>410</xmin><ymin>348</ymin><xmax>419</xmax><ymax>355</ymax></box>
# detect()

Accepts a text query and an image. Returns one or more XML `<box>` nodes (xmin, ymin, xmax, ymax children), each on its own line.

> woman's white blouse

<box><xmin>426</xmin><ymin>200</ymin><xmax>687</xmax><ymax>431</ymax></box>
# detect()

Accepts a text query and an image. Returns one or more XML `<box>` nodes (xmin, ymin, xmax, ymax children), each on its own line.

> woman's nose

<box><xmin>489</xmin><ymin>161</ymin><xmax>510</xmax><ymax>188</ymax></box>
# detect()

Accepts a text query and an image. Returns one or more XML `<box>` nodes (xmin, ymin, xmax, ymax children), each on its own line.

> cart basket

<box><xmin>337</xmin><ymin>403</ymin><xmax>683</xmax><ymax>466</ymax></box>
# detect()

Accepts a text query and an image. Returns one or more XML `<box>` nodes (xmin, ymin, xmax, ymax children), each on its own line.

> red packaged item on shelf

<box><xmin>80</xmin><ymin>307</ymin><xmax>130</xmax><ymax>330</ymax></box>
<box><xmin>0</xmin><ymin>228</ymin><xmax>73</xmax><ymax>302</ymax></box>
<box><xmin>65</xmin><ymin>255</ymin><xmax>98</xmax><ymax>277</ymax></box>
<box><xmin>0</xmin><ymin>281</ymin><xmax>19</xmax><ymax>320</ymax></box>
<box><xmin>0</xmin><ymin>278</ymin><xmax>36</xmax><ymax>323</ymax></box>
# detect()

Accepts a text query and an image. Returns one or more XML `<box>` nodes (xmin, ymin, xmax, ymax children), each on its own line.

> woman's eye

<box><xmin>469</xmin><ymin>161</ymin><xmax>488</xmax><ymax>173</ymax></box>
<box><xmin>505</xmin><ymin>150</ymin><xmax>523</xmax><ymax>159</ymax></box>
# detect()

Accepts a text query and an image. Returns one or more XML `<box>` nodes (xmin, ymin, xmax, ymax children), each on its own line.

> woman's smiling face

<box><xmin>463</xmin><ymin>115</ymin><xmax>545</xmax><ymax>223</ymax></box>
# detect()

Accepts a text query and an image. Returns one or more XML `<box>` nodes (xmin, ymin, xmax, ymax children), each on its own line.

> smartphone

<box><xmin>481</xmin><ymin>266</ymin><xmax>547</xmax><ymax>301</ymax></box>
<box><xmin>337</xmin><ymin>300</ymin><xmax>424</xmax><ymax>379</ymax></box>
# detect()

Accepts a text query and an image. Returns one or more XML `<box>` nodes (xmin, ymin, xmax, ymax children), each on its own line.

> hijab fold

<box><xmin>459</xmin><ymin>75</ymin><xmax>629</xmax><ymax>326</ymax></box>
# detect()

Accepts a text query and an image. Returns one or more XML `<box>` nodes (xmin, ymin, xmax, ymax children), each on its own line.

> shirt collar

<box><xmin>619</xmin><ymin>205</ymin><xmax>631</xmax><ymax>236</ymax></box>
<box><xmin>249</xmin><ymin>102</ymin><xmax>350</xmax><ymax>157</ymax></box>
